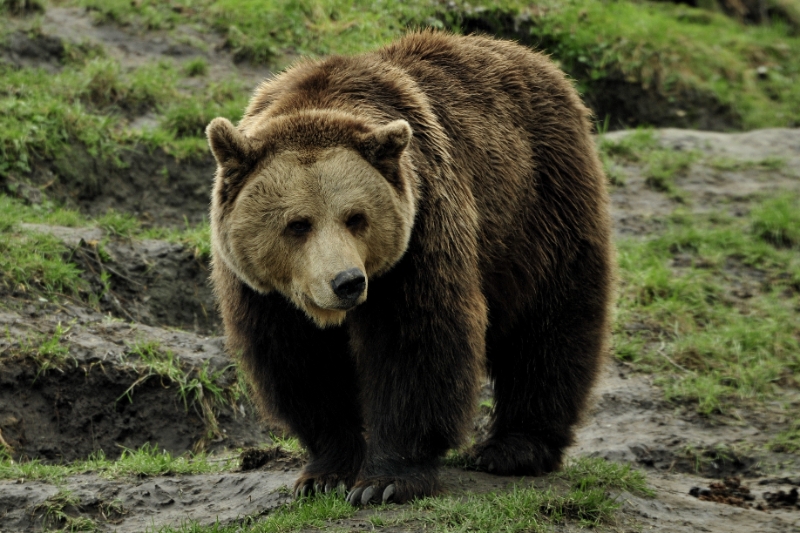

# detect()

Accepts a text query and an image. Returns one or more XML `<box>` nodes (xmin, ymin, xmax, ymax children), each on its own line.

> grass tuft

<box><xmin>598</xmin><ymin>128</ymin><xmax>699</xmax><ymax>199</ymax></box>
<box><xmin>751</xmin><ymin>192</ymin><xmax>800</xmax><ymax>248</ymax></box>
<box><xmin>771</xmin><ymin>420</ymin><xmax>800</xmax><ymax>453</ymax></box>
<box><xmin>0</xmin><ymin>228</ymin><xmax>86</xmax><ymax>295</ymax></box>
<box><xmin>184</xmin><ymin>58</ymin><xmax>209</xmax><ymax>77</ymax></box>
<box><xmin>560</xmin><ymin>456</ymin><xmax>654</xmax><ymax>497</ymax></box>
<box><xmin>33</xmin><ymin>489</ymin><xmax>97</xmax><ymax>532</ymax></box>
<box><xmin>0</xmin><ymin>443</ymin><xmax>231</xmax><ymax>483</ymax></box>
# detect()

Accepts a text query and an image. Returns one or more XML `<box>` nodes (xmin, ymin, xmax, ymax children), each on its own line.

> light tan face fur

<box><xmin>213</xmin><ymin>147</ymin><xmax>415</xmax><ymax>327</ymax></box>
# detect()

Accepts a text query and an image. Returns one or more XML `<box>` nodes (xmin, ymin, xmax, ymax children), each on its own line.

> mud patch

<box><xmin>689</xmin><ymin>477</ymin><xmax>800</xmax><ymax>512</ymax></box>
<box><xmin>0</xmin><ymin>470</ymin><xmax>296</xmax><ymax>533</ymax></box>
<box><xmin>40</xmin><ymin>6</ymin><xmax>273</xmax><ymax>90</ymax></box>
<box><xmin>763</xmin><ymin>487</ymin><xmax>800</xmax><ymax>510</ymax></box>
<box><xmin>16</xmin><ymin>144</ymin><xmax>217</xmax><ymax>228</ymax></box>
<box><xmin>690</xmin><ymin>477</ymin><xmax>756</xmax><ymax>508</ymax></box>
<box><xmin>0</xmin><ymin>30</ymin><xmax>64</xmax><ymax>72</ymax></box>
<box><xmin>604</xmin><ymin>128</ymin><xmax>800</xmax><ymax>236</ymax></box>
<box><xmin>240</xmin><ymin>446</ymin><xmax>305</xmax><ymax>472</ymax></box>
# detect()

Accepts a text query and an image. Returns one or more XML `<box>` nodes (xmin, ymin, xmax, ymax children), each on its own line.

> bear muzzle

<box><xmin>330</xmin><ymin>268</ymin><xmax>367</xmax><ymax>309</ymax></box>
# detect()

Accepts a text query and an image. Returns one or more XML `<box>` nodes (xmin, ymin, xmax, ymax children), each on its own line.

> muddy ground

<box><xmin>2</xmin><ymin>6</ymin><xmax>800</xmax><ymax>533</ymax></box>
<box><xmin>2</xmin><ymin>129</ymin><xmax>799</xmax><ymax>533</ymax></box>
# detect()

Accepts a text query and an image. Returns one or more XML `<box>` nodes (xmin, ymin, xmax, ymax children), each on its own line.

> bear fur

<box><xmin>207</xmin><ymin>31</ymin><xmax>615</xmax><ymax>505</ymax></box>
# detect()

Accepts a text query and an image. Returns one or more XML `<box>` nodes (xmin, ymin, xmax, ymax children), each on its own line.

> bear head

<box><xmin>207</xmin><ymin>110</ymin><xmax>417</xmax><ymax>327</ymax></box>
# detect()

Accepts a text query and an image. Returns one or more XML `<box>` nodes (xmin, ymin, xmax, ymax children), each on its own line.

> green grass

<box><xmin>407</xmin><ymin>458</ymin><xmax>650</xmax><ymax>532</ymax></box>
<box><xmin>598</xmin><ymin>128</ymin><xmax>700</xmax><ymax>198</ymax></box>
<box><xmin>184</xmin><ymin>57</ymin><xmax>209</xmax><ymax>77</ymax></box>
<box><xmin>66</xmin><ymin>0</ymin><xmax>800</xmax><ymax>133</ymax></box>
<box><xmin>0</xmin><ymin>443</ymin><xmax>231</xmax><ymax>483</ymax></box>
<box><xmin>268</xmin><ymin>434</ymin><xmax>304</xmax><ymax>455</ymax></box>
<box><xmin>0</xmin><ymin>219</ymin><xmax>87</xmax><ymax>296</ymax></box>
<box><xmin>751</xmin><ymin>192</ymin><xmax>800</xmax><ymax>248</ymax></box>
<box><xmin>242</xmin><ymin>492</ymin><xmax>357</xmax><ymax>533</ymax></box>
<box><xmin>0</xmin><ymin>65</ymin><xmax>116</xmax><ymax>174</ymax></box>
<box><xmin>0</xmin><ymin>195</ymin><xmax>212</xmax><ymax>300</ymax></box>
<box><xmin>7</xmin><ymin>321</ymin><xmax>74</xmax><ymax>374</ymax></box>
<box><xmin>72</xmin><ymin>0</ymin><xmax>443</xmax><ymax>64</ymax></box>
<box><xmin>95</xmin><ymin>209</ymin><xmax>142</xmax><ymax>238</ymax></box>
<box><xmin>412</xmin><ymin>486</ymin><xmax>613</xmax><ymax>532</ymax></box>
<box><xmin>771</xmin><ymin>420</ymin><xmax>800</xmax><ymax>453</ymax></box>
<box><xmin>0</xmin><ymin>33</ymin><xmax>244</xmax><ymax>170</ymax></box>
<box><xmin>615</xmin><ymin>193</ymin><xmax>800</xmax><ymax>416</ymax></box>
<box><xmin>154</xmin><ymin>491</ymin><xmax>357</xmax><ymax>533</ymax></box>
<box><xmin>558</xmin><ymin>456</ymin><xmax>652</xmax><ymax>497</ymax></box>
<box><xmin>709</xmin><ymin>156</ymin><xmax>788</xmax><ymax>171</ymax></box>
<box><xmin>511</xmin><ymin>0</ymin><xmax>800</xmax><ymax>129</ymax></box>
<box><xmin>0</xmin><ymin>230</ymin><xmax>83</xmax><ymax>293</ymax></box>
<box><xmin>33</xmin><ymin>489</ymin><xmax>98</xmax><ymax>532</ymax></box>
<box><xmin>4</xmin><ymin>0</ymin><xmax>800</xmax><ymax>173</ymax></box>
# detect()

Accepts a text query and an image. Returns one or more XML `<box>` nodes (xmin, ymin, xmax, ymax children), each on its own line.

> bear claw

<box><xmin>346</xmin><ymin>487</ymin><xmax>364</xmax><ymax>505</ymax></box>
<box><xmin>382</xmin><ymin>484</ymin><xmax>396</xmax><ymax>503</ymax></box>
<box><xmin>323</xmin><ymin>482</ymin><xmax>345</xmax><ymax>494</ymax></box>
<box><xmin>361</xmin><ymin>486</ymin><xmax>375</xmax><ymax>505</ymax></box>
<box><xmin>346</xmin><ymin>484</ymin><xmax>395</xmax><ymax>506</ymax></box>
<box><xmin>294</xmin><ymin>477</ymin><xmax>349</xmax><ymax>499</ymax></box>
<box><xmin>294</xmin><ymin>483</ymin><xmax>311</xmax><ymax>499</ymax></box>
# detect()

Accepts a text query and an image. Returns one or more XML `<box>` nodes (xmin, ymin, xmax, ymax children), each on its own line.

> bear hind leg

<box><xmin>474</xmin><ymin>249</ymin><xmax>611</xmax><ymax>475</ymax></box>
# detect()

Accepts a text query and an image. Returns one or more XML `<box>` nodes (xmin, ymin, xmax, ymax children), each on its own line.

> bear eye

<box><xmin>287</xmin><ymin>219</ymin><xmax>312</xmax><ymax>236</ymax></box>
<box><xmin>346</xmin><ymin>213</ymin><xmax>366</xmax><ymax>230</ymax></box>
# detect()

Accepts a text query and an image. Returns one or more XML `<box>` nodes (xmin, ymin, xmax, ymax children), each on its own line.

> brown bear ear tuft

<box><xmin>358</xmin><ymin>120</ymin><xmax>413</xmax><ymax>164</ymax></box>
<box><xmin>207</xmin><ymin>117</ymin><xmax>263</xmax><ymax>203</ymax></box>
<box><xmin>206</xmin><ymin>117</ymin><xmax>254</xmax><ymax>167</ymax></box>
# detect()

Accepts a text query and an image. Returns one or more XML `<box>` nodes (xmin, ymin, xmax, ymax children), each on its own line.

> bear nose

<box><xmin>331</xmin><ymin>268</ymin><xmax>366</xmax><ymax>303</ymax></box>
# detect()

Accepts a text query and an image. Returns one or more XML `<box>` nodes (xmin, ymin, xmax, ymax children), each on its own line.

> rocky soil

<box><xmin>1</xmin><ymin>6</ymin><xmax>800</xmax><ymax>533</ymax></box>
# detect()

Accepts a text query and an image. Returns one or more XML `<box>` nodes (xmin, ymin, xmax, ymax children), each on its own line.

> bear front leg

<box><xmin>215</xmin><ymin>266</ymin><xmax>365</xmax><ymax>496</ymax></box>
<box><xmin>346</xmin><ymin>263</ymin><xmax>487</xmax><ymax>505</ymax></box>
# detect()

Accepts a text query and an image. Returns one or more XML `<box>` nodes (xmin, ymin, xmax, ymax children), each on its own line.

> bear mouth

<box><xmin>299</xmin><ymin>295</ymin><xmax>350</xmax><ymax>327</ymax></box>
<box><xmin>304</xmin><ymin>295</ymin><xmax>359</xmax><ymax>312</ymax></box>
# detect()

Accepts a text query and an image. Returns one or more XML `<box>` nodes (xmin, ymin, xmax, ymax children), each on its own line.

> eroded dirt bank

<box><xmin>0</xmin><ymin>299</ymin><xmax>268</xmax><ymax>462</ymax></box>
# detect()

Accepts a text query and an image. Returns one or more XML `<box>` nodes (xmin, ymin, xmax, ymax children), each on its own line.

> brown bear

<box><xmin>206</xmin><ymin>30</ymin><xmax>614</xmax><ymax>506</ymax></box>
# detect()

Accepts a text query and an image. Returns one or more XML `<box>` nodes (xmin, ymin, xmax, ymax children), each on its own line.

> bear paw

<box><xmin>293</xmin><ymin>471</ymin><xmax>354</xmax><ymax>499</ymax></box>
<box><xmin>345</xmin><ymin>472</ymin><xmax>440</xmax><ymax>506</ymax></box>
<box><xmin>470</xmin><ymin>433</ymin><xmax>564</xmax><ymax>476</ymax></box>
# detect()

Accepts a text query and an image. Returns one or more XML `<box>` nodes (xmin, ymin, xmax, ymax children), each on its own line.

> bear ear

<box><xmin>358</xmin><ymin>120</ymin><xmax>413</xmax><ymax>165</ymax></box>
<box><xmin>207</xmin><ymin>117</ymin><xmax>262</xmax><ymax>203</ymax></box>
<box><xmin>206</xmin><ymin>117</ymin><xmax>254</xmax><ymax>168</ymax></box>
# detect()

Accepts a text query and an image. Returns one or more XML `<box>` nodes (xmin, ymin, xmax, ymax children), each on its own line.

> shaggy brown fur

<box><xmin>207</xmin><ymin>31</ymin><xmax>615</xmax><ymax>506</ymax></box>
